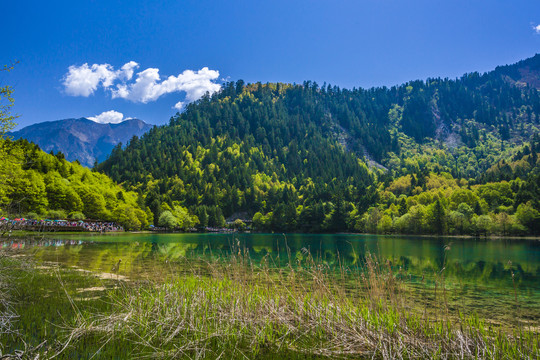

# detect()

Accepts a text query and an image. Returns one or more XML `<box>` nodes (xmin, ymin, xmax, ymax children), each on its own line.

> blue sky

<box><xmin>3</xmin><ymin>0</ymin><xmax>540</xmax><ymax>129</ymax></box>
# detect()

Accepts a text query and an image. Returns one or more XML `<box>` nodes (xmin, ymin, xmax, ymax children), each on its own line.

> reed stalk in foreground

<box><xmin>60</xmin><ymin>245</ymin><xmax>539</xmax><ymax>359</ymax></box>
<box><xmin>0</xmin><ymin>255</ymin><xmax>20</xmax><ymax>347</ymax></box>
<box><xmin>0</xmin><ymin>253</ymin><xmax>51</xmax><ymax>359</ymax></box>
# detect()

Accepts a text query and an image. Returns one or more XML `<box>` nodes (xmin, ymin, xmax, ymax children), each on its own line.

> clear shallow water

<box><xmin>3</xmin><ymin>233</ymin><xmax>540</xmax><ymax>326</ymax></box>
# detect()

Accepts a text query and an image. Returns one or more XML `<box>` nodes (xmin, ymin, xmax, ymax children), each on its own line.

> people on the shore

<box><xmin>0</xmin><ymin>218</ymin><xmax>124</xmax><ymax>232</ymax></box>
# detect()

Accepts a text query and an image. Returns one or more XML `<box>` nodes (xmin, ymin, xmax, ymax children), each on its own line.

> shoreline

<box><xmin>2</xmin><ymin>229</ymin><xmax>539</xmax><ymax>241</ymax></box>
<box><xmin>340</xmin><ymin>232</ymin><xmax>540</xmax><ymax>241</ymax></box>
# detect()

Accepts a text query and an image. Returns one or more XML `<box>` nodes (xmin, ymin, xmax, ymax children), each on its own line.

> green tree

<box><xmin>158</xmin><ymin>210</ymin><xmax>177</xmax><ymax>229</ymax></box>
<box><xmin>457</xmin><ymin>203</ymin><xmax>474</xmax><ymax>220</ymax></box>
<box><xmin>46</xmin><ymin>176</ymin><xmax>83</xmax><ymax>212</ymax></box>
<box><xmin>365</xmin><ymin>207</ymin><xmax>381</xmax><ymax>233</ymax></box>
<box><xmin>0</xmin><ymin>62</ymin><xmax>18</xmax><ymax>135</ymax></box>
<box><xmin>80</xmin><ymin>190</ymin><xmax>108</xmax><ymax>220</ymax></box>
<box><xmin>408</xmin><ymin>205</ymin><xmax>426</xmax><ymax>234</ymax></box>
<box><xmin>448</xmin><ymin>210</ymin><xmax>465</xmax><ymax>234</ymax></box>
<box><xmin>515</xmin><ymin>202</ymin><xmax>540</xmax><ymax>234</ymax></box>
<box><xmin>427</xmin><ymin>199</ymin><xmax>446</xmax><ymax>234</ymax></box>
<box><xmin>196</xmin><ymin>207</ymin><xmax>209</xmax><ymax>228</ymax></box>
<box><xmin>0</xmin><ymin>63</ymin><xmax>19</xmax><ymax>211</ymax></box>
<box><xmin>398</xmin><ymin>197</ymin><xmax>408</xmax><ymax>216</ymax></box>
<box><xmin>473</xmin><ymin>215</ymin><xmax>493</xmax><ymax>236</ymax></box>
<box><xmin>377</xmin><ymin>214</ymin><xmax>393</xmax><ymax>234</ymax></box>
<box><xmin>252</xmin><ymin>212</ymin><xmax>265</xmax><ymax>230</ymax></box>
<box><xmin>172</xmin><ymin>205</ymin><xmax>199</xmax><ymax>230</ymax></box>
<box><xmin>328</xmin><ymin>196</ymin><xmax>347</xmax><ymax>231</ymax></box>
<box><xmin>494</xmin><ymin>212</ymin><xmax>512</xmax><ymax>236</ymax></box>
<box><xmin>112</xmin><ymin>204</ymin><xmax>142</xmax><ymax>230</ymax></box>
<box><xmin>233</xmin><ymin>219</ymin><xmax>246</xmax><ymax>231</ymax></box>
<box><xmin>69</xmin><ymin>211</ymin><xmax>86</xmax><ymax>220</ymax></box>
<box><xmin>8</xmin><ymin>170</ymin><xmax>48</xmax><ymax>214</ymax></box>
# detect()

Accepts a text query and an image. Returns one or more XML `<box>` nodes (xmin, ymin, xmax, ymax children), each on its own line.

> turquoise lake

<box><xmin>3</xmin><ymin>233</ymin><xmax>540</xmax><ymax>327</ymax></box>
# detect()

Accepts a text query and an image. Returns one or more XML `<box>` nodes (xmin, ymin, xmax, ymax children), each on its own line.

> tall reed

<box><xmin>58</xmin><ymin>241</ymin><xmax>539</xmax><ymax>359</ymax></box>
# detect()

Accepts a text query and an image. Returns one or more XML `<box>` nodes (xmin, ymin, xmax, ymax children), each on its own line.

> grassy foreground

<box><xmin>57</xmin><ymin>246</ymin><xmax>538</xmax><ymax>359</ymax></box>
<box><xmin>1</xmin><ymin>243</ymin><xmax>539</xmax><ymax>359</ymax></box>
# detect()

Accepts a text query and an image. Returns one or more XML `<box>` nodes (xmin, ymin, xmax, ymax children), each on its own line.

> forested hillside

<box><xmin>365</xmin><ymin>136</ymin><xmax>540</xmax><ymax>236</ymax></box>
<box><xmin>0</xmin><ymin>138</ymin><xmax>149</xmax><ymax>230</ymax></box>
<box><xmin>97</xmin><ymin>55</ymin><xmax>540</xmax><ymax>234</ymax></box>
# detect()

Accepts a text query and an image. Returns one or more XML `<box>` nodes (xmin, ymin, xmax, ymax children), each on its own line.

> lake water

<box><xmin>3</xmin><ymin>233</ymin><xmax>540</xmax><ymax>327</ymax></box>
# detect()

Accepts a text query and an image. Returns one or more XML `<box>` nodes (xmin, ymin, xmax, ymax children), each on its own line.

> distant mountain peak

<box><xmin>9</xmin><ymin>118</ymin><xmax>153</xmax><ymax>167</ymax></box>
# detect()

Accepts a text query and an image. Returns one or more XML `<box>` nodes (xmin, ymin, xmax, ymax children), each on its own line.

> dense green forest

<box><xmin>0</xmin><ymin>138</ymin><xmax>150</xmax><ymax>230</ymax></box>
<box><xmin>2</xmin><ymin>56</ymin><xmax>539</xmax><ymax>235</ymax></box>
<box><xmin>96</xmin><ymin>55</ymin><xmax>540</xmax><ymax>235</ymax></box>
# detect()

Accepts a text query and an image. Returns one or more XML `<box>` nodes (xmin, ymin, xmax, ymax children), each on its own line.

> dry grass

<box><xmin>0</xmin><ymin>253</ymin><xmax>19</xmax><ymax>341</ymax></box>
<box><xmin>58</xmin><ymin>243</ymin><xmax>540</xmax><ymax>359</ymax></box>
<box><xmin>0</xmin><ymin>252</ymin><xmax>51</xmax><ymax>359</ymax></box>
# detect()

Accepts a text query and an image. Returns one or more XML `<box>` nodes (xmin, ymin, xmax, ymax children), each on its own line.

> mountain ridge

<box><xmin>493</xmin><ymin>53</ymin><xmax>540</xmax><ymax>89</ymax></box>
<box><xmin>95</xmin><ymin>53</ymin><xmax>540</xmax><ymax>233</ymax></box>
<box><xmin>8</xmin><ymin>118</ymin><xmax>153</xmax><ymax>167</ymax></box>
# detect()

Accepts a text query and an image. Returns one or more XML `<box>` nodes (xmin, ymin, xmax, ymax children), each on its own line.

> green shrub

<box><xmin>68</xmin><ymin>211</ymin><xmax>86</xmax><ymax>220</ymax></box>
<box><xmin>25</xmin><ymin>212</ymin><xmax>40</xmax><ymax>220</ymax></box>
<box><xmin>47</xmin><ymin>209</ymin><xmax>67</xmax><ymax>220</ymax></box>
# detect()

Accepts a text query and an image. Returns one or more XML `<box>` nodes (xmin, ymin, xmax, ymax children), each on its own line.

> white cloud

<box><xmin>174</xmin><ymin>101</ymin><xmax>185</xmax><ymax>111</ymax></box>
<box><xmin>111</xmin><ymin>67</ymin><xmax>221</xmax><ymax>105</ymax></box>
<box><xmin>63</xmin><ymin>63</ymin><xmax>117</xmax><ymax>96</ymax></box>
<box><xmin>87</xmin><ymin>110</ymin><xmax>126</xmax><ymax>124</ymax></box>
<box><xmin>120</xmin><ymin>61</ymin><xmax>139</xmax><ymax>81</ymax></box>
<box><xmin>63</xmin><ymin>62</ymin><xmax>141</xmax><ymax>97</ymax></box>
<box><xmin>534</xmin><ymin>24</ymin><xmax>540</xmax><ymax>34</ymax></box>
<box><xmin>63</xmin><ymin>62</ymin><xmax>221</xmax><ymax>108</ymax></box>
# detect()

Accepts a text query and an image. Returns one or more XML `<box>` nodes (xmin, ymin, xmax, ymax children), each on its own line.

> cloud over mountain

<box><xmin>88</xmin><ymin>110</ymin><xmax>127</xmax><ymax>124</ymax></box>
<box><xmin>63</xmin><ymin>62</ymin><xmax>221</xmax><ymax>109</ymax></box>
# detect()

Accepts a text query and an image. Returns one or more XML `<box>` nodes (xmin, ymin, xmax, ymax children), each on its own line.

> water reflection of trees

<box><xmin>3</xmin><ymin>235</ymin><xmax>539</xmax><ymax>288</ymax></box>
